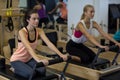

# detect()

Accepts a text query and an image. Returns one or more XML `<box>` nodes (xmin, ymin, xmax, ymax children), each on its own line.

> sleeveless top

<box><xmin>71</xmin><ymin>20</ymin><xmax>93</xmax><ymax>43</ymax></box>
<box><xmin>59</xmin><ymin>2</ymin><xmax>67</xmax><ymax>20</ymax></box>
<box><xmin>38</xmin><ymin>3</ymin><xmax>47</xmax><ymax>19</ymax></box>
<box><xmin>10</xmin><ymin>28</ymin><xmax>38</xmax><ymax>62</ymax></box>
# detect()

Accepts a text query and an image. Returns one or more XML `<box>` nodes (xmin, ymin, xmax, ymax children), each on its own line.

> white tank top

<box><xmin>71</xmin><ymin>20</ymin><xmax>93</xmax><ymax>43</ymax></box>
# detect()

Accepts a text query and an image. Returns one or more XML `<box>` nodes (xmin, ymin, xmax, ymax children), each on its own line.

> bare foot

<box><xmin>71</xmin><ymin>55</ymin><xmax>81</xmax><ymax>62</ymax></box>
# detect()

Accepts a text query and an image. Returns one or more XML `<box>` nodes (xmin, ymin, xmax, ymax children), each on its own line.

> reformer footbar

<box><xmin>90</xmin><ymin>45</ymin><xmax>119</xmax><ymax>69</ymax></box>
<box><xmin>6</xmin><ymin>0</ymin><xmax>14</xmax><ymax>32</ymax></box>
<box><xmin>111</xmin><ymin>46</ymin><xmax>120</xmax><ymax>65</ymax></box>
<box><xmin>99</xmin><ymin>46</ymin><xmax>120</xmax><ymax>80</ymax></box>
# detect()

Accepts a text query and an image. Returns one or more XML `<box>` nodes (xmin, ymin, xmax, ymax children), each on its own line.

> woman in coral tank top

<box><xmin>10</xmin><ymin>9</ymin><xmax>67</xmax><ymax>79</ymax></box>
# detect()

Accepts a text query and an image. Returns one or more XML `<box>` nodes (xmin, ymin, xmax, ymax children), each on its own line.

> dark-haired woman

<box><xmin>10</xmin><ymin>9</ymin><xmax>67</xmax><ymax>78</ymax></box>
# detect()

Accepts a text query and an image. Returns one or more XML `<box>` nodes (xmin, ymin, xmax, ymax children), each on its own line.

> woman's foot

<box><xmin>71</xmin><ymin>55</ymin><xmax>81</xmax><ymax>62</ymax></box>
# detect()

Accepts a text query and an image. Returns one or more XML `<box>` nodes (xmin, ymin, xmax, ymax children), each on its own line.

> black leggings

<box><xmin>66</xmin><ymin>40</ymin><xmax>96</xmax><ymax>64</ymax></box>
<box><xmin>56</xmin><ymin>16</ymin><xmax>67</xmax><ymax>24</ymax></box>
<box><xmin>38</xmin><ymin>17</ymin><xmax>49</xmax><ymax>28</ymax></box>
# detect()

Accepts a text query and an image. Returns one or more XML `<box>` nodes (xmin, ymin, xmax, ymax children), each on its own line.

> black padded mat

<box><xmin>100</xmin><ymin>70</ymin><xmax>120</xmax><ymax>80</ymax></box>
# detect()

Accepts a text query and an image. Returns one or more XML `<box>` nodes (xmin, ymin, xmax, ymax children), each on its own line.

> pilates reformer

<box><xmin>45</xmin><ymin>45</ymin><xmax>120</xmax><ymax>80</ymax></box>
<box><xmin>0</xmin><ymin>55</ymin><xmax>71</xmax><ymax>80</ymax></box>
<box><xmin>3</xmin><ymin>37</ymin><xmax>120</xmax><ymax>80</ymax></box>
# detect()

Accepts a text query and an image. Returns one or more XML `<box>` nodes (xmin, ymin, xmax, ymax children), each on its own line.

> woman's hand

<box><xmin>100</xmin><ymin>46</ymin><xmax>109</xmax><ymax>51</ymax></box>
<box><xmin>60</xmin><ymin>54</ymin><xmax>68</xmax><ymax>61</ymax></box>
<box><xmin>115</xmin><ymin>43</ymin><xmax>120</xmax><ymax>48</ymax></box>
<box><xmin>38</xmin><ymin>59</ymin><xmax>49</xmax><ymax>66</ymax></box>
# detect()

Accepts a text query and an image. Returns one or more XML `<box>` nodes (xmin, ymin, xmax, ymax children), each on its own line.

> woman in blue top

<box><xmin>113</xmin><ymin>29</ymin><xmax>120</xmax><ymax>42</ymax></box>
<box><xmin>110</xmin><ymin>29</ymin><xmax>120</xmax><ymax>45</ymax></box>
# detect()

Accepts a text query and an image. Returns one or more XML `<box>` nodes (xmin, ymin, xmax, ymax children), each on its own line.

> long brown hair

<box><xmin>23</xmin><ymin>9</ymin><xmax>38</xmax><ymax>27</ymax></box>
<box><xmin>80</xmin><ymin>4</ymin><xmax>94</xmax><ymax>20</ymax></box>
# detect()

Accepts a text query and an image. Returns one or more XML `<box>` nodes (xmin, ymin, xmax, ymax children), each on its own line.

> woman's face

<box><xmin>85</xmin><ymin>7</ymin><xmax>95</xmax><ymax>19</ymax></box>
<box><xmin>27</xmin><ymin>13</ymin><xmax>39</xmax><ymax>27</ymax></box>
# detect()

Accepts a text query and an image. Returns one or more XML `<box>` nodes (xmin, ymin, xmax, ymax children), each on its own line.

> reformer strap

<box><xmin>6</xmin><ymin>0</ymin><xmax>14</xmax><ymax>32</ymax></box>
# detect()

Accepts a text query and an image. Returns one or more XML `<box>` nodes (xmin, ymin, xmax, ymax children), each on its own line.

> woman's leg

<box><xmin>79</xmin><ymin>44</ymin><xmax>96</xmax><ymax>63</ymax></box>
<box><xmin>71</xmin><ymin>55</ymin><xmax>81</xmax><ymax>62</ymax></box>
<box><xmin>66</xmin><ymin>40</ymin><xmax>95</xmax><ymax>64</ymax></box>
<box><xmin>27</xmin><ymin>59</ymin><xmax>46</xmax><ymax>77</ymax></box>
<box><xmin>11</xmin><ymin>61</ymin><xmax>34</xmax><ymax>78</ymax></box>
<box><xmin>66</xmin><ymin>40</ymin><xmax>81</xmax><ymax>62</ymax></box>
<box><xmin>69</xmin><ymin>47</ymin><xmax>91</xmax><ymax>64</ymax></box>
<box><xmin>39</xmin><ymin>18</ymin><xmax>49</xmax><ymax>28</ymax></box>
<box><xmin>56</xmin><ymin>16</ymin><xmax>66</xmax><ymax>24</ymax></box>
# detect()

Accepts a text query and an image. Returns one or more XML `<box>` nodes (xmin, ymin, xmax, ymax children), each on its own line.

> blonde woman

<box><xmin>66</xmin><ymin>4</ymin><xmax>120</xmax><ymax>64</ymax></box>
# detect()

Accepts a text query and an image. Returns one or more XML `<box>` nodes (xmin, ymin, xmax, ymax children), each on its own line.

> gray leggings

<box><xmin>10</xmin><ymin>58</ymin><xmax>46</xmax><ymax>79</ymax></box>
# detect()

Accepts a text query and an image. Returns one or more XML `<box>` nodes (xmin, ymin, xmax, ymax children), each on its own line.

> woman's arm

<box><xmin>48</xmin><ymin>2</ymin><xmax>62</xmax><ymax>14</ymax></box>
<box><xmin>78</xmin><ymin>22</ymin><xmax>104</xmax><ymax>48</ymax></box>
<box><xmin>93</xmin><ymin>21</ymin><xmax>120</xmax><ymax>45</ymax></box>
<box><xmin>38</xmin><ymin>28</ymin><xmax>67</xmax><ymax>61</ymax></box>
<box><xmin>33</xmin><ymin>4</ymin><xmax>41</xmax><ymax>10</ymax></box>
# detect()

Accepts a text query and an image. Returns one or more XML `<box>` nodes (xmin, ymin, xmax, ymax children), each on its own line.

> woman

<box><xmin>66</xmin><ymin>4</ymin><xmax>120</xmax><ymax>64</ymax></box>
<box><xmin>113</xmin><ymin>29</ymin><xmax>120</xmax><ymax>42</ymax></box>
<box><xmin>33</xmin><ymin>0</ymin><xmax>49</xmax><ymax>28</ymax></box>
<box><xmin>48</xmin><ymin>0</ymin><xmax>67</xmax><ymax>24</ymax></box>
<box><xmin>10</xmin><ymin>9</ymin><xmax>67</xmax><ymax>78</ymax></box>
<box><xmin>109</xmin><ymin>29</ymin><xmax>120</xmax><ymax>45</ymax></box>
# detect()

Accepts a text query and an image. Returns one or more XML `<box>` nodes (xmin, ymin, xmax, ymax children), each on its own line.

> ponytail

<box><xmin>80</xmin><ymin>13</ymin><xmax>85</xmax><ymax>20</ymax></box>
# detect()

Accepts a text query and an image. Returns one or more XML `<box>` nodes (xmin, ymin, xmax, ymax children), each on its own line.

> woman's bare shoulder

<box><xmin>77</xmin><ymin>22</ymin><xmax>84</xmax><ymax>28</ymax></box>
<box><xmin>19</xmin><ymin>28</ymin><xmax>26</xmax><ymax>34</ymax></box>
<box><xmin>36</xmin><ymin>28</ymin><xmax>44</xmax><ymax>33</ymax></box>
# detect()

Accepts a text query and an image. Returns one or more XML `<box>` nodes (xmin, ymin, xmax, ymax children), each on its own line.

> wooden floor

<box><xmin>0</xmin><ymin>75</ymin><xmax>10</xmax><ymax>80</ymax></box>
